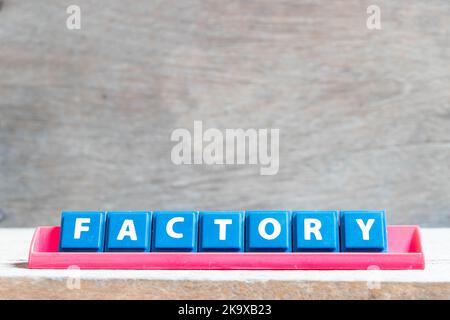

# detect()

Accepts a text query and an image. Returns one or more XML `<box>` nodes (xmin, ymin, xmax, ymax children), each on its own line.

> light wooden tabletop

<box><xmin>0</xmin><ymin>228</ymin><xmax>449</xmax><ymax>299</ymax></box>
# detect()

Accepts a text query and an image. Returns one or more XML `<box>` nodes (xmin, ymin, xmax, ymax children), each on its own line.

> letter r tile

<box><xmin>293</xmin><ymin>211</ymin><xmax>340</xmax><ymax>252</ymax></box>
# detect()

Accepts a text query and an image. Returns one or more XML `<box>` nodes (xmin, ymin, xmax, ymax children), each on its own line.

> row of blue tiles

<box><xmin>59</xmin><ymin>211</ymin><xmax>388</xmax><ymax>252</ymax></box>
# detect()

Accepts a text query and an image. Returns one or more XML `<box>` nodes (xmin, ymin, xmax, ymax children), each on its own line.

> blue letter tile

<box><xmin>152</xmin><ymin>211</ymin><xmax>198</xmax><ymax>252</ymax></box>
<box><xmin>293</xmin><ymin>211</ymin><xmax>340</xmax><ymax>252</ymax></box>
<box><xmin>59</xmin><ymin>211</ymin><xmax>106</xmax><ymax>252</ymax></box>
<box><xmin>340</xmin><ymin>211</ymin><xmax>388</xmax><ymax>252</ymax></box>
<box><xmin>105</xmin><ymin>212</ymin><xmax>152</xmax><ymax>252</ymax></box>
<box><xmin>245</xmin><ymin>211</ymin><xmax>291</xmax><ymax>252</ymax></box>
<box><xmin>199</xmin><ymin>211</ymin><xmax>244</xmax><ymax>252</ymax></box>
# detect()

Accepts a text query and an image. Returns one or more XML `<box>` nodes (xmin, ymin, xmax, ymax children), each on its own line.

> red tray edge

<box><xmin>28</xmin><ymin>225</ymin><xmax>425</xmax><ymax>270</ymax></box>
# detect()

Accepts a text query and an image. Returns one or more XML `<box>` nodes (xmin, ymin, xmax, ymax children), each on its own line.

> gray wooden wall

<box><xmin>0</xmin><ymin>0</ymin><xmax>449</xmax><ymax>227</ymax></box>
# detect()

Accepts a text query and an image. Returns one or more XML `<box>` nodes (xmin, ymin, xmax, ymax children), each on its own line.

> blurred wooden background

<box><xmin>0</xmin><ymin>0</ymin><xmax>449</xmax><ymax>227</ymax></box>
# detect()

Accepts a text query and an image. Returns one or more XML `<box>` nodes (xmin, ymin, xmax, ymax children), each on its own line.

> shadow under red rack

<box><xmin>27</xmin><ymin>225</ymin><xmax>425</xmax><ymax>270</ymax></box>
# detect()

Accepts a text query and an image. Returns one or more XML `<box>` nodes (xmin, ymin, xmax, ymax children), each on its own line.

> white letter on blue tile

<box><xmin>304</xmin><ymin>218</ymin><xmax>322</xmax><ymax>240</ymax></box>
<box><xmin>117</xmin><ymin>219</ymin><xmax>137</xmax><ymax>241</ymax></box>
<box><xmin>356</xmin><ymin>219</ymin><xmax>375</xmax><ymax>240</ymax></box>
<box><xmin>74</xmin><ymin>218</ymin><xmax>90</xmax><ymax>239</ymax></box>
<box><xmin>258</xmin><ymin>218</ymin><xmax>281</xmax><ymax>240</ymax></box>
<box><xmin>214</xmin><ymin>219</ymin><xmax>232</xmax><ymax>240</ymax></box>
<box><xmin>167</xmin><ymin>217</ymin><xmax>184</xmax><ymax>239</ymax></box>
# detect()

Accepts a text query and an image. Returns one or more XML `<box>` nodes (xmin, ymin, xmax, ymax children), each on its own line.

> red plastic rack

<box><xmin>27</xmin><ymin>225</ymin><xmax>425</xmax><ymax>270</ymax></box>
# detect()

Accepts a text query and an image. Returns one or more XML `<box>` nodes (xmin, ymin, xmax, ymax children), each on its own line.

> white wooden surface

<box><xmin>0</xmin><ymin>228</ymin><xmax>448</xmax><ymax>299</ymax></box>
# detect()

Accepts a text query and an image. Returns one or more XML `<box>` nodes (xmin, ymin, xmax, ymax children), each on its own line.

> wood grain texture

<box><xmin>0</xmin><ymin>1</ymin><xmax>449</xmax><ymax>227</ymax></box>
